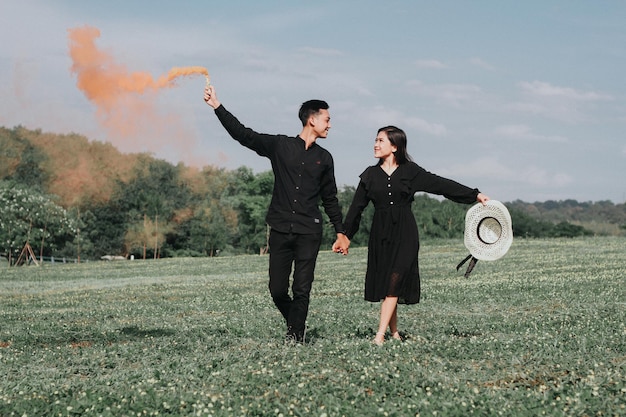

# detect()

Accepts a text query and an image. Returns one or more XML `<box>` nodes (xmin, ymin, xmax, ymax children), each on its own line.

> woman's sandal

<box><xmin>373</xmin><ymin>332</ymin><xmax>385</xmax><ymax>346</ymax></box>
<box><xmin>391</xmin><ymin>331</ymin><xmax>402</xmax><ymax>341</ymax></box>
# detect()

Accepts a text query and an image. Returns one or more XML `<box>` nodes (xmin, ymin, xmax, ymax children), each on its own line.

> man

<box><xmin>204</xmin><ymin>85</ymin><xmax>350</xmax><ymax>343</ymax></box>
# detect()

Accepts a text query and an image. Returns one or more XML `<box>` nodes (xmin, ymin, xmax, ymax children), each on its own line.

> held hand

<box><xmin>332</xmin><ymin>234</ymin><xmax>350</xmax><ymax>256</ymax></box>
<box><xmin>477</xmin><ymin>193</ymin><xmax>490</xmax><ymax>205</ymax></box>
<box><xmin>204</xmin><ymin>85</ymin><xmax>220</xmax><ymax>109</ymax></box>
<box><xmin>332</xmin><ymin>240</ymin><xmax>348</xmax><ymax>255</ymax></box>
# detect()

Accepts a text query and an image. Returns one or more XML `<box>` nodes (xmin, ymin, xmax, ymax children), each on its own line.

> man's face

<box><xmin>311</xmin><ymin>109</ymin><xmax>331</xmax><ymax>139</ymax></box>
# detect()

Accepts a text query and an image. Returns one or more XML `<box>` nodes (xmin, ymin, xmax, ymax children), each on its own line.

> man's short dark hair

<box><xmin>298</xmin><ymin>100</ymin><xmax>329</xmax><ymax>126</ymax></box>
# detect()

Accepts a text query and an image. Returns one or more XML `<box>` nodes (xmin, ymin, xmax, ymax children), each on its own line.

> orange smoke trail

<box><xmin>68</xmin><ymin>25</ymin><xmax>208</xmax><ymax>106</ymax></box>
<box><xmin>166</xmin><ymin>66</ymin><xmax>209</xmax><ymax>81</ymax></box>
<box><xmin>66</xmin><ymin>25</ymin><xmax>210</xmax><ymax>162</ymax></box>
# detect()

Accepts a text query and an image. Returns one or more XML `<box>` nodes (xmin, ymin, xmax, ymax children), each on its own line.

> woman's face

<box><xmin>374</xmin><ymin>131</ymin><xmax>397</xmax><ymax>160</ymax></box>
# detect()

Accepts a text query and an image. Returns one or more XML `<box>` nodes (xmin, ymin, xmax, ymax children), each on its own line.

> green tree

<box><xmin>549</xmin><ymin>221</ymin><xmax>593</xmax><ymax>238</ymax></box>
<box><xmin>83</xmin><ymin>203</ymin><xmax>127</xmax><ymax>257</ymax></box>
<box><xmin>204</xmin><ymin>203</ymin><xmax>235</xmax><ymax>256</ymax></box>
<box><xmin>428</xmin><ymin>199</ymin><xmax>468</xmax><ymax>239</ymax></box>
<box><xmin>509</xmin><ymin>208</ymin><xmax>554</xmax><ymax>238</ymax></box>
<box><xmin>107</xmin><ymin>157</ymin><xmax>192</xmax><ymax>258</ymax></box>
<box><xmin>167</xmin><ymin>165</ymin><xmax>237</xmax><ymax>256</ymax></box>
<box><xmin>223</xmin><ymin>167</ymin><xmax>273</xmax><ymax>254</ymax></box>
<box><xmin>412</xmin><ymin>194</ymin><xmax>447</xmax><ymax>238</ymax></box>
<box><xmin>4</xmin><ymin>128</ymin><xmax>49</xmax><ymax>190</ymax></box>
<box><xmin>55</xmin><ymin>206</ymin><xmax>94</xmax><ymax>261</ymax></box>
<box><xmin>117</xmin><ymin>157</ymin><xmax>190</xmax><ymax>219</ymax></box>
<box><xmin>0</xmin><ymin>127</ymin><xmax>22</xmax><ymax>179</ymax></box>
<box><xmin>0</xmin><ymin>181</ymin><xmax>76</xmax><ymax>264</ymax></box>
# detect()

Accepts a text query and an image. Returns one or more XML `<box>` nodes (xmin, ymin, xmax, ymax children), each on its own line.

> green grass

<box><xmin>1</xmin><ymin>237</ymin><xmax>625</xmax><ymax>416</ymax></box>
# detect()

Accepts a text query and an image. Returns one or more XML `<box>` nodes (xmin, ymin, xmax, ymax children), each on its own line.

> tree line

<box><xmin>1</xmin><ymin>126</ymin><xmax>625</xmax><ymax>264</ymax></box>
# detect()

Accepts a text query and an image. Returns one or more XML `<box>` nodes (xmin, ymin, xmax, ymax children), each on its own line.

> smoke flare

<box><xmin>67</xmin><ymin>25</ymin><xmax>210</xmax><ymax>164</ymax></box>
<box><xmin>68</xmin><ymin>25</ymin><xmax>209</xmax><ymax>108</ymax></box>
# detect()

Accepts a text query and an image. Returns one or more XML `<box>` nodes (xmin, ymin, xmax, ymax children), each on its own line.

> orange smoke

<box><xmin>66</xmin><ymin>25</ymin><xmax>210</xmax><ymax>163</ymax></box>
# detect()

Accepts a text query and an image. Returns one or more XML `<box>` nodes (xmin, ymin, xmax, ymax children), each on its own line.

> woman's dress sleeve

<box><xmin>344</xmin><ymin>168</ymin><xmax>373</xmax><ymax>240</ymax></box>
<box><xmin>406</xmin><ymin>163</ymin><xmax>479</xmax><ymax>204</ymax></box>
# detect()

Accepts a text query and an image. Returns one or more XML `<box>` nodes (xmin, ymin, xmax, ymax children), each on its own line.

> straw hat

<box><xmin>464</xmin><ymin>200</ymin><xmax>513</xmax><ymax>261</ymax></box>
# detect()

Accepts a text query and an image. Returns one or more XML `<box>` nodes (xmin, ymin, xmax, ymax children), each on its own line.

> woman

<box><xmin>337</xmin><ymin>126</ymin><xmax>489</xmax><ymax>345</ymax></box>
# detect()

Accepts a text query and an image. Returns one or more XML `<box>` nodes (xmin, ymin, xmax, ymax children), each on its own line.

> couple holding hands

<box><xmin>204</xmin><ymin>84</ymin><xmax>489</xmax><ymax>346</ymax></box>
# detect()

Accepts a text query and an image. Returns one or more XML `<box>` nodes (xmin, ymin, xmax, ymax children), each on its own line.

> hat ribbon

<box><xmin>456</xmin><ymin>253</ymin><xmax>478</xmax><ymax>278</ymax></box>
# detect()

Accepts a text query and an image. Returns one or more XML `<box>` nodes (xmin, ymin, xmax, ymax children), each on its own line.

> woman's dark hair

<box><xmin>298</xmin><ymin>99</ymin><xmax>329</xmax><ymax>126</ymax></box>
<box><xmin>378</xmin><ymin>125</ymin><xmax>413</xmax><ymax>164</ymax></box>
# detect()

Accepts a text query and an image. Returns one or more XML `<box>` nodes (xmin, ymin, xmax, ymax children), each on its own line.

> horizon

<box><xmin>3</xmin><ymin>124</ymin><xmax>622</xmax><ymax>206</ymax></box>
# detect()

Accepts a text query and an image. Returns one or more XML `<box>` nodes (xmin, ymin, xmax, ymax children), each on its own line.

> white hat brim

<box><xmin>464</xmin><ymin>200</ymin><xmax>513</xmax><ymax>261</ymax></box>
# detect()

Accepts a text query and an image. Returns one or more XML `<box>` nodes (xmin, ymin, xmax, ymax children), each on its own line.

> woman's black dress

<box><xmin>344</xmin><ymin>162</ymin><xmax>479</xmax><ymax>304</ymax></box>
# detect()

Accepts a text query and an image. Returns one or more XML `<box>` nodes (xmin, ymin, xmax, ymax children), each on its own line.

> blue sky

<box><xmin>1</xmin><ymin>1</ymin><xmax>625</xmax><ymax>203</ymax></box>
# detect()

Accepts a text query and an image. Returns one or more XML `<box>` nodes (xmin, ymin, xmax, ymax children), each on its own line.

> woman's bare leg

<box><xmin>374</xmin><ymin>296</ymin><xmax>398</xmax><ymax>345</ymax></box>
<box><xmin>389</xmin><ymin>304</ymin><xmax>401</xmax><ymax>339</ymax></box>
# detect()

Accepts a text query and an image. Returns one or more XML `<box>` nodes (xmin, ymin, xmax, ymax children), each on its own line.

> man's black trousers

<box><xmin>268</xmin><ymin>229</ymin><xmax>322</xmax><ymax>341</ymax></box>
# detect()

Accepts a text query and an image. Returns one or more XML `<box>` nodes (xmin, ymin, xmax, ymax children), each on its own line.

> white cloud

<box><xmin>469</xmin><ymin>57</ymin><xmax>496</xmax><ymax>71</ymax></box>
<box><xmin>493</xmin><ymin>124</ymin><xmax>568</xmax><ymax>143</ymax></box>
<box><xmin>405</xmin><ymin>80</ymin><xmax>483</xmax><ymax>106</ymax></box>
<box><xmin>297</xmin><ymin>47</ymin><xmax>343</xmax><ymax>57</ymax></box>
<box><xmin>520</xmin><ymin>166</ymin><xmax>573</xmax><ymax>187</ymax></box>
<box><xmin>439</xmin><ymin>157</ymin><xmax>572</xmax><ymax>189</ymax></box>
<box><xmin>519</xmin><ymin>81</ymin><xmax>612</xmax><ymax>102</ymax></box>
<box><xmin>437</xmin><ymin>157</ymin><xmax>515</xmax><ymax>180</ymax></box>
<box><xmin>404</xmin><ymin>117</ymin><xmax>447</xmax><ymax>136</ymax></box>
<box><xmin>414</xmin><ymin>59</ymin><xmax>447</xmax><ymax>69</ymax></box>
<box><xmin>360</xmin><ymin>106</ymin><xmax>447</xmax><ymax>136</ymax></box>
<box><xmin>506</xmin><ymin>101</ymin><xmax>586</xmax><ymax>123</ymax></box>
<box><xmin>507</xmin><ymin>81</ymin><xmax>612</xmax><ymax>123</ymax></box>
<box><xmin>494</xmin><ymin>124</ymin><xmax>532</xmax><ymax>137</ymax></box>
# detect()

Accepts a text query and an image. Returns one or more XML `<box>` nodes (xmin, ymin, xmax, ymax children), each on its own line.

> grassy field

<box><xmin>1</xmin><ymin>237</ymin><xmax>625</xmax><ymax>416</ymax></box>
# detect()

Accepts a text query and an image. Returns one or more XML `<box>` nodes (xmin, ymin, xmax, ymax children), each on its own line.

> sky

<box><xmin>1</xmin><ymin>0</ymin><xmax>625</xmax><ymax>203</ymax></box>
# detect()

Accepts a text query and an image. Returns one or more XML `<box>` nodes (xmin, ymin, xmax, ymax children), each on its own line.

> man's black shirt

<box><xmin>214</xmin><ymin>105</ymin><xmax>345</xmax><ymax>235</ymax></box>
